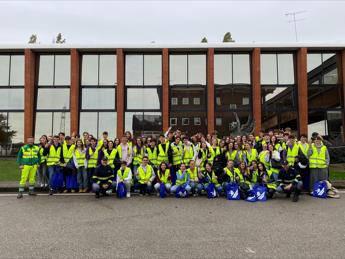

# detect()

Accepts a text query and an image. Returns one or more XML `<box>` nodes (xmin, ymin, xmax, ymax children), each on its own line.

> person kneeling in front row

<box><xmin>116</xmin><ymin>161</ymin><xmax>132</xmax><ymax>198</ymax></box>
<box><xmin>276</xmin><ymin>161</ymin><xmax>303</xmax><ymax>202</ymax></box>
<box><xmin>92</xmin><ymin>157</ymin><xmax>115</xmax><ymax>198</ymax></box>
<box><xmin>137</xmin><ymin>156</ymin><xmax>155</xmax><ymax>196</ymax></box>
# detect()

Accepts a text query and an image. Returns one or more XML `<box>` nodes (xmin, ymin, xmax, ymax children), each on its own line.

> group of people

<box><xmin>16</xmin><ymin>127</ymin><xmax>337</xmax><ymax>202</ymax></box>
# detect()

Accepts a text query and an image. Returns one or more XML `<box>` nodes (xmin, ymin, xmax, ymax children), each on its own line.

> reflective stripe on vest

<box><xmin>63</xmin><ymin>144</ymin><xmax>75</xmax><ymax>163</ymax></box>
<box><xmin>187</xmin><ymin>167</ymin><xmax>198</xmax><ymax>180</ymax></box>
<box><xmin>22</xmin><ymin>146</ymin><xmax>39</xmax><ymax>159</ymax></box>
<box><xmin>46</xmin><ymin>146</ymin><xmax>61</xmax><ymax>166</ymax></box>
<box><xmin>172</xmin><ymin>145</ymin><xmax>182</xmax><ymax>165</ymax></box>
<box><xmin>104</xmin><ymin>149</ymin><xmax>117</xmax><ymax>168</ymax></box>
<box><xmin>157</xmin><ymin>169</ymin><xmax>170</xmax><ymax>184</ymax></box>
<box><xmin>138</xmin><ymin>165</ymin><xmax>153</xmax><ymax>184</ymax></box>
<box><xmin>183</xmin><ymin>145</ymin><xmax>194</xmax><ymax>164</ymax></box>
<box><xmin>176</xmin><ymin>170</ymin><xmax>188</xmax><ymax>186</ymax></box>
<box><xmin>146</xmin><ymin>147</ymin><xmax>157</xmax><ymax>166</ymax></box>
<box><xmin>39</xmin><ymin>147</ymin><xmax>46</xmax><ymax>163</ymax></box>
<box><xmin>309</xmin><ymin>145</ymin><xmax>327</xmax><ymax>169</ymax></box>
<box><xmin>157</xmin><ymin>144</ymin><xmax>169</xmax><ymax>163</ymax></box>
<box><xmin>133</xmin><ymin>147</ymin><xmax>144</xmax><ymax>166</ymax></box>
<box><xmin>87</xmin><ymin>147</ymin><xmax>99</xmax><ymax>168</ymax></box>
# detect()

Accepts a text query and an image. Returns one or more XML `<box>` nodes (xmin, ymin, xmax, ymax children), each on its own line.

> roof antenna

<box><xmin>285</xmin><ymin>10</ymin><xmax>306</xmax><ymax>42</ymax></box>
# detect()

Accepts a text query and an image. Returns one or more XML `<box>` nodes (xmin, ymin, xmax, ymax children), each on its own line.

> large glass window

<box><xmin>0</xmin><ymin>112</ymin><xmax>24</xmax><ymax>156</ymax></box>
<box><xmin>35</xmin><ymin>112</ymin><xmax>70</xmax><ymax>140</ymax></box>
<box><xmin>0</xmin><ymin>89</ymin><xmax>24</xmax><ymax>110</ymax></box>
<box><xmin>38</xmin><ymin>55</ymin><xmax>70</xmax><ymax>86</ymax></box>
<box><xmin>125</xmin><ymin>53</ymin><xmax>162</xmax><ymax>135</ymax></box>
<box><xmin>307</xmin><ymin>52</ymin><xmax>342</xmax><ymax>142</ymax></box>
<box><xmin>214</xmin><ymin>53</ymin><xmax>252</xmax><ymax>136</ymax></box>
<box><xmin>0</xmin><ymin>55</ymin><xmax>24</xmax><ymax>86</ymax></box>
<box><xmin>80</xmin><ymin>54</ymin><xmax>117</xmax><ymax>136</ymax></box>
<box><xmin>261</xmin><ymin>52</ymin><xmax>297</xmax><ymax>131</ymax></box>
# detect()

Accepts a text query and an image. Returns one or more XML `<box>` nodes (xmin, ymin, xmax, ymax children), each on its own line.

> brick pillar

<box><xmin>116</xmin><ymin>49</ymin><xmax>125</xmax><ymax>137</ymax></box>
<box><xmin>24</xmin><ymin>49</ymin><xmax>36</xmax><ymax>141</ymax></box>
<box><xmin>251</xmin><ymin>48</ymin><xmax>261</xmax><ymax>135</ymax></box>
<box><xmin>296</xmin><ymin>48</ymin><xmax>308</xmax><ymax>136</ymax></box>
<box><xmin>341</xmin><ymin>50</ymin><xmax>345</xmax><ymax>140</ymax></box>
<box><xmin>162</xmin><ymin>49</ymin><xmax>169</xmax><ymax>132</ymax></box>
<box><xmin>207</xmin><ymin>48</ymin><xmax>215</xmax><ymax>134</ymax></box>
<box><xmin>70</xmin><ymin>49</ymin><xmax>80</xmax><ymax>135</ymax></box>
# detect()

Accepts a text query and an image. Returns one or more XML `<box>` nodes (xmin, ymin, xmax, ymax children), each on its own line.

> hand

<box><xmin>19</xmin><ymin>165</ymin><xmax>24</xmax><ymax>170</ymax></box>
<box><xmin>285</xmin><ymin>183</ymin><xmax>292</xmax><ymax>190</ymax></box>
<box><xmin>118</xmin><ymin>179</ymin><xmax>123</xmax><ymax>183</ymax></box>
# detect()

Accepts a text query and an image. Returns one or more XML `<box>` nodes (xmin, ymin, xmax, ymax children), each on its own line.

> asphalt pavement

<box><xmin>0</xmin><ymin>194</ymin><xmax>344</xmax><ymax>259</ymax></box>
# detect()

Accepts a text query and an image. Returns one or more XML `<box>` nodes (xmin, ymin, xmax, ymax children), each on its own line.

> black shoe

<box><xmin>95</xmin><ymin>192</ymin><xmax>100</xmax><ymax>198</ymax></box>
<box><xmin>49</xmin><ymin>189</ymin><xmax>54</xmax><ymax>195</ymax></box>
<box><xmin>17</xmin><ymin>193</ymin><xmax>23</xmax><ymax>199</ymax></box>
<box><xmin>292</xmin><ymin>192</ymin><xmax>299</xmax><ymax>202</ymax></box>
<box><xmin>28</xmin><ymin>192</ymin><xmax>37</xmax><ymax>196</ymax></box>
<box><xmin>286</xmin><ymin>192</ymin><xmax>291</xmax><ymax>198</ymax></box>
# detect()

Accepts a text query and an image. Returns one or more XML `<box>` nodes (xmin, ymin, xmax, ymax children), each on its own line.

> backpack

<box><xmin>313</xmin><ymin>180</ymin><xmax>327</xmax><ymax>199</ymax></box>
<box><xmin>207</xmin><ymin>183</ymin><xmax>217</xmax><ymax>199</ymax></box>
<box><xmin>226</xmin><ymin>183</ymin><xmax>240</xmax><ymax>200</ymax></box>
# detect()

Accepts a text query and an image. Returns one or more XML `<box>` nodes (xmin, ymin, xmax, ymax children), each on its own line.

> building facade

<box><xmin>0</xmin><ymin>44</ymin><xmax>344</xmax><ymax>156</ymax></box>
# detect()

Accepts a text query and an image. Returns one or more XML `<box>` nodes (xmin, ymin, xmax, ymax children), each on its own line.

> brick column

<box><xmin>70</xmin><ymin>49</ymin><xmax>80</xmax><ymax>135</ymax></box>
<box><xmin>341</xmin><ymin>50</ymin><xmax>345</xmax><ymax>140</ymax></box>
<box><xmin>251</xmin><ymin>48</ymin><xmax>261</xmax><ymax>135</ymax></box>
<box><xmin>24</xmin><ymin>49</ymin><xmax>36</xmax><ymax>141</ymax></box>
<box><xmin>162</xmin><ymin>48</ymin><xmax>169</xmax><ymax>132</ymax></box>
<box><xmin>116</xmin><ymin>49</ymin><xmax>125</xmax><ymax>137</ymax></box>
<box><xmin>207</xmin><ymin>48</ymin><xmax>215</xmax><ymax>134</ymax></box>
<box><xmin>296</xmin><ymin>48</ymin><xmax>308</xmax><ymax>136</ymax></box>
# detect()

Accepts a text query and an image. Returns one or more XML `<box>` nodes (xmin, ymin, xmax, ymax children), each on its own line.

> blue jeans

<box><xmin>48</xmin><ymin>165</ymin><xmax>60</xmax><ymax>190</ymax></box>
<box><xmin>77</xmin><ymin>167</ymin><xmax>88</xmax><ymax>189</ymax></box>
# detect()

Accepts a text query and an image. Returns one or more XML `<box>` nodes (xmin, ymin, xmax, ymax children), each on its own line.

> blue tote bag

<box><xmin>246</xmin><ymin>189</ymin><xmax>257</xmax><ymax>202</ymax></box>
<box><xmin>226</xmin><ymin>183</ymin><xmax>240</xmax><ymax>200</ymax></box>
<box><xmin>313</xmin><ymin>181</ymin><xmax>327</xmax><ymax>199</ymax></box>
<box><xmin>175</xmin><ymin>185</ymin><xmax>188</xmax><ymax>198</ymax></box>
<box><xmin>117</xmin><ymin>182</ymin><xmax>127</xmax><ymax>198</ymax></box>
<box><xmin>51</xmin><ymin>168</ymin><xmax>64</xmax><ymax>190</ymax></box>
<box><xmin>254</xmin><ymin>185</ymin><xmax>267</xmax><ymax>202</ymax></box>
<box><xmin>66</xmin><ymin>174</ymin><xmax>78</xmax><ymax>190</ymax></box>
<box><xmin>207</xmin><ymin>183</ymin><xmax>217</xmax><ymax>199</ymax></box>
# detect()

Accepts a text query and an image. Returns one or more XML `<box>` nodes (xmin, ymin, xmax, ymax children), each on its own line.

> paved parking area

<box><xmin>0</xmin><ymin>194</ymin><xmax>344</xmax><ymax>259</ymax></box>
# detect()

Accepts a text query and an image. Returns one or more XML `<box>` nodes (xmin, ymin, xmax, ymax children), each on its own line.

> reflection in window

<box><xmin>38</xmin><ymin>55</ymin><xmax>70</xmax><ymax>86</ymax></box>
<box><xmin>82</xmin><ymin>89</ymin><xmax>115</xmax><ymax>110</ymax></box>
<box><xmin>215</xmin><ymin>111</ymin><xmax>251</xmax><ymax>137</ymax></box>
<box><xmin>307</xmin><ymin>52</ymin><xmax>338</xmax><ymax>85</ymax></box>
<box><xmin>0</xmin><ymin>89</ymin><xmax>24</xmax><ymax>110</ymax></box>
<box><xmin>125</xmin><ymin>112</ymin><xmax>162</xmax><ymax>135</ymax></box>
<box><xmin>261</xmin><ymin>86</ymin><xmax>296</xmax><ymax>111</ymax></box>
<box><xmin>169</xmin><ymin>55</ymin><xmax>187</xmax><ymax>85</ymax></box>
<box><xmin>0</xmin><ymin>112</ymin><xmax>24</xmax><ymax>156</ymax></box>
<box><xmin>261</xmin><ymin>53</ymin><xmax>295</xmax><ymax>85</ymax></box>
<box><xmin>233</xmin><ymin>54</ymin><xmax>250</xmax><ymax>84</ymax></box>
<box><xmin>170</xmin><ymin>111</ymin><xmax>207</xmax><ymax>135</ymax></box>
<box><xmin>127</xmin><ymin>88</ymin><xmax>161</xmax><ymax>110</ymax></box>
<box><xmin>188</xmin><ymin>55</ymin><xmax>206</xmax><ymax>85</ymax></box>
<box><xmin>81</xmin><ymin>54</ymin><xmax>117</xmax><ymax>86</ymax></box>
<box><xmin>37</xmin><ymin>88</ymin><xmax>70</xmax><ymax>110</ymax></box>
<box><xmin>35</xmin><ymin>112</ymin><xmax>70</xmax><ymax>140</ymax></box>
<box><xmin>170</xmin><ymin>88</ymin><xmax>206</xmax><ymax>111</ymax></box>
<box><xmin>79</xmin><ymin>112</ymin><xmax>117</xmax><ymax>139</ymax></box>
<box><xmin>126</xmin><ymin>55</ymin><xmax>143</xmax><ymax>86</ymax></box>
<box><xmin>308</xmin><ymin>110</ymin><xmax>342</xmax><ymax>141</ymax></box>
<box><xmin>144</xmin><ymin>55</ymin><xmax>162</xmax><ymax>86</ymax></box>
<box><xmin>214</xmin><ymin>54</ymin><xmax>232</xmax><ymax>85</ymax></box>
<box><xmin>0</xmin><ymin>55</ymin><xmax>24</xmax><ymax>86</ymax></box>
<box><xmin>215</xmin><ymin>86</ymin><xmax>251</xmax><ymax>110</ymax></box>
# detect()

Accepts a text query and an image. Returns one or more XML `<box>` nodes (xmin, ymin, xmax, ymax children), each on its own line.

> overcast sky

<box><xmin>0</xmin><ymin>0</ymin><xmax>344</xmax><ymax>44</ymax></box>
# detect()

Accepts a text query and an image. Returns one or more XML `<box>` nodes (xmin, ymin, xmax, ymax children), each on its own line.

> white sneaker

<box><xmin>126</xmin><ymin>193</ymin><xmax>131</xmax><ymax>198</ymax></box>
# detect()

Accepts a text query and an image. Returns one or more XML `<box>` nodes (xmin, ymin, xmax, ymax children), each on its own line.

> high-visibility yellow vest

<box><xmin>298</xmin><ymin>142</ymin><xmax>309</xmax><ymax>157</ymax></box>
<box><xmin>104</xmin><ymin>148</ymin><xmax>117</xmax><ymax>168</ymax></box>
<box><xmin>138</xmin><ymin>165</ymin><xmax>154</xmax><ymax>184</ymax></box>
<box><xmin>183</xmin><ymin>145</ymin><xmax>194</xmax><ymax>164</ymax></box>
<box><xmin>133</xmin><ymin>146</ymin><xmax>144</xmax><ymax>166</ymax></box>
<box><xmin>117</xmin><ymin>167</ymin><xmax>131</xmax><ymax>180</ymax></box>
<box><xmin>258</xmin><ymin>150</ymin><xmax>270</xmax><ymax>168</ymax></box>
<box><xmin>204</xmin><ymin>170</ymin><xmax>219</xmax><ymax>185</ymax></box>
<box><xmin>39</xmin><ymin>146</ymin><xmax>46</xmax><ymax>163</ymax></box>
<box><xmin>309</xmin><ymin>145</ymin><xmax>327</xmax><ymax>169</ymax></box>
<box><xmin>75</xmin><ymin>148</ymin><xmax>86</xmax><ymax>167</ymax></box>
<box><xmin>62</xmin><ymin>143</ymin><xmax>75</xmax><ymax>163</ymax></box>
<box><xmin>224</xmin><ymin>167</ymin><xmax>242</xmax><ymax>183</ymax></box>
<box><xmin>157</xmin><ymin>169</ymin><xmax>170</xmax><ymax>184</ymax></box>
<box><xmin>172</xmin><ymin>144</ymin><xmax>183</xmax><ymax>166</ymax></box>
<box><xmin>20</xmin><ymin>145</ymin><xmax>40</xmax><ymax>165</ymax></box>
<box><xmin>286</xmin><ymin>144</ymin><xmax>299</xmax><ymax>166</ymax></box>
<box><xmin>157</xmin><ymin>143</ymin><xmax>169</xmax><ymax>164</ymax></box>
<box><xmin>244</xmin><ymin>149</ymin><xmax>257</xmax><ymax>164</ymax></box>
<box><xmin>116</xmin><ymin>144</ymin><xmax>132</xmax><ymax>161</ymax></box>
<box><xmin>226</xmin><ymin>150</ymin><xmax>238</xmax><ymax>161</ymax></box>
<box><xmin>146</xmin><ymin>147</ymin><xmax>157</xmax><ymax>166</ymax></box>
<box><xmin>46</xmin><ymin>145</ymin><xmax>61</xmax><ymax>166</ymax></box>
<box><xmin>87</xmin><ymin>147</ymin><xmax>99</xmax><ymax>168</ymax></box>
<box><xmin>176</xmin><ymin>170</ymin><xmax>188</xmax><ymax>186</ymax></box>
<box><xmin>187</xmin><ymin>167</ymin><xmax>198</xmax><ymax>180</ymax></box>
<box><xmin>209</xmin><ymin>146</ymin><xmax>221</xmax><ymax>163</ymax></box>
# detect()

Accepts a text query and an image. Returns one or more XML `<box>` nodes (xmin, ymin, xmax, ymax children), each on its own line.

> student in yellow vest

<box><xmin>43</xmin><ymin>135</ymin><xmax>64</xmax><ymax>195</ymax></box>
<box><xmin>157</xmin><ymin>134</ymin><xmax>172</xmax><ymax>165</ymax></box>
<box><xmin>103</xmin><ymin>140</ymin><xmax>118</xmax><ymax>173</ymax></box>
<box><xmin>16</xmin><ymin>137</ymin><xmax>41</xmax><ymax>199</ymax></box>
<box><xmin>97</xmin><ymin>131</ymin><xmax>109</xmax><ymax>149</ymax></box>
<box><xmin>58</xmin><ymin>132</ymin><xmax>66</xmax><ymax>145</ymax></box>
<box><xmin>182</xmin><ymin>137</ymin><xmax>196</xmax><ymax>165</ymax></box>
<box><xmin>222</xmin><ymin>159</ymin><xmax>243</xmax><ymax>191</ymax></box>
<box><xmin>243</xmin><ymin>142</ymin><xmax>258</xmax><ymax>166</ymax></box>
<box><xmin>187</xmin><ymin>160</ymin><xmax>199</xmax><ymax>195</ymax></box>
<box><xmin>146</xmin><ymin>138</ymin><xmax>158</xmax><ymax>168</ymax></box>
<box><xmin>170</xmin><ymin>163</ymin><xmax>192</xmax><ymax>194</ymax></box>
<box><xmin>171</xmin><ymin>136</ymin><xmax>183</xmax><ymax>185</ymax></box>
<box><xmin>133</xmin><ymin>138</ymin><xmax>145</xmax><ymax>177</ymax></box>
<box><xmin>257</xmin><ymin>162</ymin><xmax>276</xmax><ymax>198</ymax></box>
<box><xmin>258</xmin><ymin>143</ymin><xmax>270</xmax><ymax>169</ymax></box>
<box><xmin>308</xmin><ymin>136</ymin><xmax>330</xmax><ymax>193</ymax></box>
<box><xmin>154</xmin><ymin>162</ymin><xmax>172</xmax><ymax>194</ymax></box>
<box><xmin>267</xmin><ymin>143</ymin><xmax>281</xmax><ymax>181</ymax></box>
<box><xmin>86</xmin><ymin>137</ymin><xmax>101</xmax><ymax>191</ymax></box>
<box><xmin>73</xmin><ymin>139</ymin><xmax>88</xmax><ymax>193</ymax></box>
<box><xmin>116</xmin><ymin>136</ymin><xmax>133</xmax><ymax>166</ymax></box>
<box><xmin>117</xmin><ymin>161</ymin><xmax>133</xmax><ymax>198</ymax></box>
<box><xmin>137</xmin><ymin>156</ymin><xmax>155</xmax><ymax>195</ymax></box>
<box><xmin>62</xmin><ymin>136</ymin><xmax>77</xmax><ymax>193</ymax></box>
<box><xmin>37</xmin><ymin>135</ymin><xmax>48</xmax><ymax>188</ymax></box>
<box><xmin>286</xmin><ymin>135</ymin><xmax>299</xmax><ymax>167</ymax></box>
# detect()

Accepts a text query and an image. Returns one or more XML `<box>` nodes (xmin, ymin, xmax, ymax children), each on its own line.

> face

<box><xmin>189</xmin><ymin>160</ymin><xmax>195</xmax><ymax>168</ymax></box>
<box><xmin>161</xmin><ymin>163</ymin><xmax>166</xmax><ymax>171</ymax></box>
<box><xmin>53</xmin><ymin>137</ymin><xmax>59</xmax><ymax>145</ymax></box>
<box><xmin>77</xmin><ymin>140</ymin><xmax>83</xmax><ymax>148</ymax></box>
<box><xmin>103</xmin><ymin>133</ymin><xmax>108</xmax><ymax>139</ymax></box>
<box><xmin>227</xmin><ymin>160</ymin><xmax>234</xmax><ymax>168</ymax></box>
<box><xmin>159</xmin><ymin>136</ymin><xmax>165</xmax><ymax>143</ymax></box>
<box><xmin>108</xmin><ymin>141</ymin><xmax>114</xmax><ymax>149</ymax></box>
<box><xmin>121</xmin><ymin>163</ymin><xmax>126</xmax><ymax>170</ymax></box>
<box><xmin>301</xmin><ymin>136</ymin><xmax>307</xmax><ymax>142</ymax></box>
<box><xmin>315</xmin><ymin>139</ymin><xmax>321</xmax><ymax>146</ymax></box>
<box><xmin>205</xmin><ymin>163</ymin><xmax>211</xmax><ymax>171</ymax></box>
<box><xmin>101</xmin><ymin>160</ymin><xmax>108</xmax><ymax>166</ymax></box>
<box><xmin>142</xmin><ymin>157</ymin><xmax>149</xmax><ymax>165</ymax></box>
<box><xmin>175</xmin><ymin>138</ymin><xmax>180</xmax><ymax>144</ymax></box>
<box><xmin>115</xmin><ymin>138</ymin><xmax>120</xmax><ymax>145</ymax></box>
<box><xmin>258</xmin><ymin>163</ymin><xmax>264</xmax><ymax>171</ymax></box>
<box><xmin>251</xmin><ymin>161</ymin><xmax>257</xmax><ymax>169</ymax></box>
<box><xmin>121</xmin><ymin>137</ymin><xmax>127</xmax><ymax>144</ymax></box>
<box><xmin>180</xmin><ymin>164</ymin><xmax>186</xmax><ymax>171</ymax></box>
<box><xmin>91</xmin><ymin>139</ymin><xmax>96</xmax><ymax>146</ymax></box>
<box><xmin>245</xmin><ymin>143</ymin><xmax>250</xmax><ymax>150</ymax></box>
<box><xmin>240</xmin><ymin>162</ymin><xmax>245</xmax><ymax>170</ymax></box>
<box><xmin>83</xmin><ymin>133</ymin><xmax>89</xmax><ymax>139</ymax></box>
<box><xmin>27</xmin><ymin>137</ymin><xmax>34</xmax><ymax>145</ymax></box>
<box><xmin>262</xmin><ymin>144</ymin><xmax>267</xmax><ymax>150</ymax></box>
<box><xmin>268</xmin><ymin>145</ymin><xmax>274</xmax><ymax>151</ymax></box>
